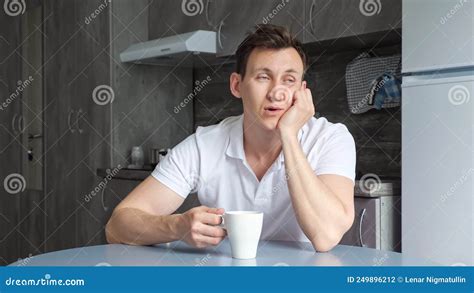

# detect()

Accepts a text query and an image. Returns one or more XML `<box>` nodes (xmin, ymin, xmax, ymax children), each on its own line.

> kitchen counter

<box><xmin>9</xmin><ymin>239</ymin><xmax>435</xmax><ymax>266</ymax></box>
<box><xmin>96</xmin><ymin>167</ymin><xmax>154</xmax><ymax>181</ymax></box>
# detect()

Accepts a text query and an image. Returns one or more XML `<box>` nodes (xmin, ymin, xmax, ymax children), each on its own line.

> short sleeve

<box><xmin>313</xmin><ymin>129</ymin><xmax>356</xmax><ymax>182</ymax></box>
<box><xmin>151</xmin><ymin>134</ymin><xmax>200</xmax><ymax>198</ymax></box>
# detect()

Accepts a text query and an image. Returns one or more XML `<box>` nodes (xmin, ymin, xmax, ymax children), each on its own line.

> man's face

<box><xmin>232</xmin><ymin>47</ymin><xmax>305</xmax><ymax>131</ymax></box>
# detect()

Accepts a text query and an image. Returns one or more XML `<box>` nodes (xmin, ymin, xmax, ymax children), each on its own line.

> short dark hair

<box><xmin>235</xmin><ymin>24</ymin><xmax>307</xmax><ymax>79</ymax></box>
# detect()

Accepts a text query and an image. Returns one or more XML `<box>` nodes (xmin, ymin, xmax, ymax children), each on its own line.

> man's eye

<box><xmin>284</xmin><ymin>79</ymin><xmax>295</xmax><ymax>84</ymax></box>
<box><xmin>257</xmin><ymin>75</ymin><xmax>270</xmax><ymax>80</ymax></box>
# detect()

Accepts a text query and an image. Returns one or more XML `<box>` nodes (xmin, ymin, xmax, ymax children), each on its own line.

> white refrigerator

<box><xmin>401</xmin><ymin>0</ymin><xmax>474</xmax><ymax>265</ymax></box>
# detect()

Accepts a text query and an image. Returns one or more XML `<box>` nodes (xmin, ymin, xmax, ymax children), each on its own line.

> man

<box><xmin>106</xmin><ymin>24</ymin><xmax>356</xmax><ymax>252</ymax></box>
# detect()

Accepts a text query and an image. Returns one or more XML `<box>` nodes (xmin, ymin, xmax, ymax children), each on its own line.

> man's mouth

<box><xmin>263</xmin><ymin>106</ymin><xmax>285</xmax><ymax>117</ymax></box>
<box><xmin>264</xmin><ymin>106</ymin><xmax>284</xmax><ymax>112</ymax></box>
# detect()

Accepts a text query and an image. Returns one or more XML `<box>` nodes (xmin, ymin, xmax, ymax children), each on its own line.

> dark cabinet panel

<box><xmin>304</xmin><ymin>0</ymin><xmax>401</xmax><ymax>43</ymax></box>
<box><xmin>0</xmin><ymin>11</ymin><xmax>25</xmax><ymax>265</ymax></box>
<box><xmin>259</xmin><ymin>0</ymin><xmax>305</xmax><ymax>41</ymax></box>
<box><xmin>43</xmin><ymin>0</ymin><xmax>80</xmax><ymax>253</ymax></box>
<box><xmin>148</xmin><ymin>0</ymin><xmax>215</xmax><ymax>39</ymax></box>
<box><xmin>213</xmin><ymin>0</ymin><xmax>266</xmax><ymax>57</ymax></box>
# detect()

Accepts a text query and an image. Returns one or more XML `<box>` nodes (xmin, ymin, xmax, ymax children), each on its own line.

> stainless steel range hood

<box><xmin>120</xmin><ymin>30</ymin><xmax>216</xmax><ymax>66</ymax></box>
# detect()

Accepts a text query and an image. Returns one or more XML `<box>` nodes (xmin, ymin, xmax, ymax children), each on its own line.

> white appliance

<box><xmin>402</xmin><ymin>0</ymin><xmax>474</xmax><ymax>265</ymax></box>
<box><xmin>120</xmin><ymin>30</ymin><xmax>216</xmax><ymax>65</ymax></box>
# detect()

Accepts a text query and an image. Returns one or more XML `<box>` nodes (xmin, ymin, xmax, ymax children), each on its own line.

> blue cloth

<box><xmin>371</xmin><ymin>73</ymin><xmax>401</xmax><ymax>110</ymax></box>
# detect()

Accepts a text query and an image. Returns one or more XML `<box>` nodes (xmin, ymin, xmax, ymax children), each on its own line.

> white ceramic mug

<box><xmin>220</xmin><ymin>211</ymin><xmax>263</xmax><ymax>259</ymax></box>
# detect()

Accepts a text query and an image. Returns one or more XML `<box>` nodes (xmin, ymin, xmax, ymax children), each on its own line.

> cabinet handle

<box><xmin>217</xmin><ymin>20</ymin><xmax>224</xmax><ymax>49</ymax></box>
<box><xmin>101</xmin><ymin>184</ymin><xmax>108</xmax><ymax>212</ymax></box>
<box><xmin>76</xmin><ymin>108</ymin><xmax>84</xmax><ymax>134</ymax></box>
<box><xmin>205</xmin><ymin>0</ymin><xmax>212</xmax><ymax>27</ymax></box>
<box><xmin>358</xmin><ymin>208</ymin><xmax>367</xmax><ymax>247</ymax></box>
<box><xmin>309</xmin><ymin>0</ymin><xmax>316</xmax><ymax>35</ymax></box>
<box><xmin>11</xmin><ymin>113</ymin><xmax>18</xmax><ymax>134</ymax></box>
<box><xmin>68</xmin><ymin>109</ymin><xmax>75</xmax><ymax>133</ymax></box>
<box><xmin>17</xmin><ymin>115</ymin><xmax>24</xmax><ymax>134</ymax></box>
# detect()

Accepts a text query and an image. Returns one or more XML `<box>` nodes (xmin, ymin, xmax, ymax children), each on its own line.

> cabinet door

<box><xmin>0</xmin><ymin>13</ymin><xmax>24</xmax><ymax>265</ymax></box>
<box><xmin>304</xmin><ymin>0</ymin><xmax>401</xmax><ymax>43</ymax></box>
<box><xmin>148</xmin><ymin>0</ymin><xmax>215</xmax><ymax>40</ymax></box>
<box><xmin>43</xmin><ymin>0</ymin><xmax>79</xmax><ymax>253</ymax></box>
<box><xmin>260</xmin><ymin>0</ymin><xmax>305</xmax><ymax>42</ymax></box>
<box><xmin>73</xmin><ymin>0</ymin><xmax>111</xmax><ymax>249</ymax></box>
<box><xmin>17</xmin><ymin>2</ymin><xmax>46</xmax><ymax>262</ymax></box>
<box><xmin>339</xmin><ymin>197</ymin><xmax>378</xmax><ymax>249</ymax></box>
<box><xmin>214</xmin><ymin>0</ymin><xmax>269</xmax><ymax>57</ymax></box>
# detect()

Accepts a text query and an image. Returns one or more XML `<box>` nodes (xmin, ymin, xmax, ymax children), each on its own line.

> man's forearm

<box><xmin>105</xmin><ymin>207</ymin><xmax>183</xmax><ymax>245</ymax></box>
<box><xmin>281</xmin><ymin>133</ymin><xmax>350</xmax><ymax>252</ymax></box>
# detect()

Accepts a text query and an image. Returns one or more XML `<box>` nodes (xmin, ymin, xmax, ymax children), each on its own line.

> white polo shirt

<box><xmin>151</xmin><ymin>114</ymin><xmax>356</xmax><ymax>242</ymax></box>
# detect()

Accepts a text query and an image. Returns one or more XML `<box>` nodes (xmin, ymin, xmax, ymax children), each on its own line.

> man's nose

<box><xmin>268</xmin><ymin>85</ymin><xmax>292</xmax><ymax>103</ymax></box>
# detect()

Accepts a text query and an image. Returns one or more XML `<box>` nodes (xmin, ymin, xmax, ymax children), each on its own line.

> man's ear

<box><xmin>230</xmin><ymin>72</ymin><xmax>242</xmax><ymax>99</ymax></box>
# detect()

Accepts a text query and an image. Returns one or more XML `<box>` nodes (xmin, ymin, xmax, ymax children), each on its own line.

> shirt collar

<box><xmin>225</xmin><ymin>114</ymin><xmax>307</xmax><ymax>169</ymax></box>
<box><xmin>225</xmin><ymin>115</ymin><xmax>245</xmax><ymax>160</ymax></box>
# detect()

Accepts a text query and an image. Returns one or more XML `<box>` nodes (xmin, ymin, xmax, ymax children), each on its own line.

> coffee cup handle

<box><xmin>218</xmin><ymin>214</ymin><xmax>226</xmax><ymax>230</ymax></box>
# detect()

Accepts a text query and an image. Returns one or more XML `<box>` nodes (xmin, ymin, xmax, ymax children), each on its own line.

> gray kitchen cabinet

<box><xmin>17</xmin><ymin>3</ymin><xmax>46</xmax><ymax>261</ymax></box>
<box><xmin>304</xmin><ymin>0</ymin><xmax>401</xmax><ymax>43</ymax></box>
<box><xmin>213</xmin><ymin>0</ymin><xmax>267</xmax><ymax>57</ymax></box>
<box><xmin>43</xmin><ymin>0</ymin><xmax>110</xmax><ymax>254</ymax></box>
<box><xmin>213</xmin><ymin>0</ymin><xmax>305</xmax><ymax>57</ymax></box>
<box><xmin>43</xmin><ymin>0</ymin><xmax>80</xmax><ymax>254</ymax></box>
<box><xmin>148</xmin><ymin>0</ymin><xmax>216</xmax><ymax>40</ymax></box>
<box><xmin>259</xmin><ymin>0</ymin><xmax>305</xmax><ymax>42</ymax></box>
<box><xmin>0</xmin><ymin>62</ymin><xmax>22</xmax><ymax>264</ymax></box>
<box><xmin>0</xmin><ymin>7</ymin><xmax>35</xmax><ymax>265</ymax></box>
<box><xmin>340</xmin><ymin>196</ymin><xmax>401</xmax><ymax>252</ymax></box>
<box><xmin>73</xmin><ymin>0</ymin><xmax>111</xmax><ymax>248</ymax></box>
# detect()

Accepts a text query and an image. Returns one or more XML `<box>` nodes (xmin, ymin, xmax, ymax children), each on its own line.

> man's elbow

<box><xmin>311</xmin><ymin>214</ymin><xmax>354</xmax><ymax>252</ymax></box>
<box><xmin>311</xmin><ymin>235</ymin><xmax>339</xmax><ymax>252</ymax></box>
<box><xmin>105</xmin><ymin>212</ymin><xmax>123</xmax><ymax>244</ymax></box>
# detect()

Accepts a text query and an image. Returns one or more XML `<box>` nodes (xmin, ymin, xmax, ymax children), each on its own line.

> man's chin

<box><xmin>260</xmin><ymin>117</ymin><xmax>280</xmax><ymax>131</ymax></box>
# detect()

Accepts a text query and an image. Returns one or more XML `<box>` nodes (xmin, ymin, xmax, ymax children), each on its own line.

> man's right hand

<box><xmin>178</xmin><ymin>206</ymin><xmax>226</xmax><ymax>248</ymax></box>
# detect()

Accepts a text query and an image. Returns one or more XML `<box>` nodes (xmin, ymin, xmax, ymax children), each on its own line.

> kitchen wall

<box><xmin>192</xmin><ymin>45</ymin><xmax>402</xmax><ymax>178</ymax></box>
<box><xmin>111</xmin><ymin>0</ymin><xmax>194</xmax><ymax>167</ymax></box>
